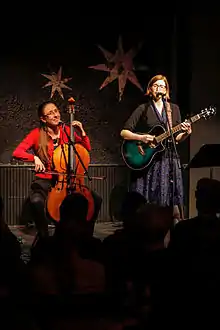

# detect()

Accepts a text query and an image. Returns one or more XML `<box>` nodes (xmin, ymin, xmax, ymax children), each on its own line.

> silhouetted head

<box><xmin>195</xmin><ymin>177</ymin><xmax>220</xmax><ymax>215</ymax></box>
<box><xmin>60</xmin><ymin>193</ymin><xmax>88</xmax><ymax>223</ymax></box>
<box><xmin>120</xmin><ymin>191</ymin><xmax>146</xmax><ymax>230</ymax></box>
<box><xmin>55</xmin><ymin>193</ymin><xmax>89</xmax><ymax>240</ymax></box>
<box><xmin>136</xmin><ymin>203</ymin><xmax>173</xmax><ymax>243</ymax></box>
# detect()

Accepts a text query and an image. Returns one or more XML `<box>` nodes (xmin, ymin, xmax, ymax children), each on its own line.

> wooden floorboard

<box><xmin>9</xmin><ymin>221</ymin><xmax>123</xmax><ymax>262</ymax></box>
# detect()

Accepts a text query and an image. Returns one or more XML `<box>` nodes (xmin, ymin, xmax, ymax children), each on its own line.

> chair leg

<box><xmin>31</xmin><ymin>232</ymin><xmax>40</xmax><ymax>249</ymax></box>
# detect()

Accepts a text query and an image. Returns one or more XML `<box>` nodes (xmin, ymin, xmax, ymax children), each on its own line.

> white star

<box><xmin>41</xmin><ymin>66</ymin><xmax>72</xmax><ymax>99</ymax></box>
<box><xmin>89</xmin><ymin>36</ymin><xmax>144</xmax><ymax>101</ymax></box>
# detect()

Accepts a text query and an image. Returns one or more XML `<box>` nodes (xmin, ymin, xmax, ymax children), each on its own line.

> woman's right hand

<box><xmin>140</xmin><ymin>134</ymin><xmax>155</xmax><ymax>144</ymax></box>
<box><xmin>34</xmin><ymin>156</ymin><xmax>45</xmax><ymax>172</ymax></box>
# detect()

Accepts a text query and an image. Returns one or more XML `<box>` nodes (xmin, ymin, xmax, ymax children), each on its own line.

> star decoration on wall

<box><xmin>89</xmin><ymin>36</ymin><xmax>144</xmax><ymax>101</ymax></box>
<box><xmin>41</xmin><ymin>66</ymin><xmax>72</xmax><ymax>99</ymax></box>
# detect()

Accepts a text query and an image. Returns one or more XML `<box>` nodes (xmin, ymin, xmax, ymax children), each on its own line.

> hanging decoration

<box><xmin>41</xmin><ymin>66</ymin><xmax>72</xmax><ymax>99</ymax></box>
<box><xmin>89</xmin><ymin>36</ymin><xmax>144</xmax><ymax>101</ymax></box>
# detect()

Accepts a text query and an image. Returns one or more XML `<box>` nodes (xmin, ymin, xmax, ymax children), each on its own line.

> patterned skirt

<box><xmin>129</xmin><ymin>152</ymin><xmax>184</xmax><ymax>207</ymax></box>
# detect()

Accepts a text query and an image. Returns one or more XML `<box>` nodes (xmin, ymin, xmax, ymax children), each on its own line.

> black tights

<box><xmin>29</xmin><ymin>178</ymin><xmax>51</xmax><ymax>238</ymax></box>
<box><xmin>28</xmin><ymin>178</ymin><xmax>103</xmax><ymax>238</ymax></box>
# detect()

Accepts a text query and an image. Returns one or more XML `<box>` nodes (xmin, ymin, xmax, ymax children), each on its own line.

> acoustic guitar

<box><xmin>121</xmin><ymin>106</ymin><xmax>216</xmax><ymax>171</ymax></box>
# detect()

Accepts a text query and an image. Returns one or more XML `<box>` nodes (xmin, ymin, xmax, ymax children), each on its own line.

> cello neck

<box><xmin>67</xmin><ymin>97</ymin><xmax>76</xmax><ymax>174</ymax></box>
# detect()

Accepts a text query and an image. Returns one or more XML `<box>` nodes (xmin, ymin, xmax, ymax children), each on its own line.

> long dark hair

<box><xmin>37</xmin><ymin>101</ymin><xmax>54</xmax><ymax>163</ymax></box>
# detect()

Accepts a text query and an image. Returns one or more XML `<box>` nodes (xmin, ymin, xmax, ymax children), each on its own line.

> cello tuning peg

<box><xmin>68</xmin><ymin>97</ymin><xmax>75</xmax><ymax>104</ymax></box>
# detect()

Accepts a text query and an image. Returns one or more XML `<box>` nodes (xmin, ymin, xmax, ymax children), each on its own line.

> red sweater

<box><xmin>12</xmin><ymin>125</ymin><xmax>91</xmax><ymax>179</ymax></box>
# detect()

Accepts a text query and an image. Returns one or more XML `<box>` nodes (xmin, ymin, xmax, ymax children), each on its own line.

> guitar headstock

<box><xmin>200</xmin><ymin>106</ymin><xmax>217</xmax><ymax>119</ymax></box>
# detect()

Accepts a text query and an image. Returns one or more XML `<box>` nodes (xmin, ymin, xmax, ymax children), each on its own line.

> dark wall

<box><xmin>7</xmin><ymin>14</ymin><xmax>220</xmax><ymax>219</ymax></box>
<box><xmin>188</xmin><ymin>15</ymin><xmax>220</xmax><ymax>217</ymax></box>
<box><xmin>2</xmin><ymin>14</ymin><xmax>220</xmax><ymax>218</ymax></box>
<box><xmin>175</xmin><ymin>16</ymin><xmax>192</xmax><ymax>215</ymax></box>
<box><xmin>0</xmin><ymin>14</ymin><xmax>185</xmax><ymax>165</ymax></box>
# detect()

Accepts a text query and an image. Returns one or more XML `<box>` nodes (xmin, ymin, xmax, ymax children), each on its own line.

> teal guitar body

<box><xmin>121</xmin><ymin>106</ymin><xmax>216</xmax><ymax>171</ymax></box>
<box><xmin>121</xmin><ymin>125</ymin><xmax>166</xmax><ymax>171</ymax></box>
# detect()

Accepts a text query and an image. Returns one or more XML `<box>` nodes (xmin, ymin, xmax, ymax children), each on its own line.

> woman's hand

<box><xmin>34</xmin><ymin>156</ymin><xmax>45</xmax><ymax>172</ymax></box>
<box><xmin>176</xmin><ymin>121</ymin><xmax>192</xmax><ymax>143</ymax></box>
<box><xmin>181</xmin><ymin>121</ymin><xmax>192</xmax><ymax>135</ymax></box>
<box><xmin>140</xmin><ymin>134</ymin><xmax>155</xmax><ymax>144</ymax></box>
<box><xmin>72</xmin><ymin>120</ymin><xmax>86</xmax><ymax>136</ymax></box>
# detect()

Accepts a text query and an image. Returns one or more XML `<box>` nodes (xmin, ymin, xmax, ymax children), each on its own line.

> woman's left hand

<box><xmin>72</xmin><ymin>120</ymin><xmax>86</xmax><ymax>136</ymax></box>
<box><xmin>181</xmin><ymin>121</ymin><xmax>192</xmax><ymax>135</ymax></box>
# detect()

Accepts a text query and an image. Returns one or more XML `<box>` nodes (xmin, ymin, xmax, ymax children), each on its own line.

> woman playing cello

<box><xmin>12</xmin><ymin>100</ymin><xmax>91</xmax><ymax>239</ymax></box>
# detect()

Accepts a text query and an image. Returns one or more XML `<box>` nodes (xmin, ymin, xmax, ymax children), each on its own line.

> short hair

<box><xmin>195</xmin><ymin>177</ymin><xmax>220</xmax><ymax>212</ymax></box>
<box><xmin>120</xmin><ymin>191</ymin><xmax>146</xmax><ymax>222</ymax></box>
<box><xmin>59</xmin><ymin>193</ymin><xmax>88</xmax><ymax>223</ymax></box>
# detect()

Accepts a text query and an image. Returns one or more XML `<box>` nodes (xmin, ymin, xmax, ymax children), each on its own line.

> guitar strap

<box><xmin>151</xmin><ymin>99</ymin><xmax>172</xmax><ymax>129</ymax></box>
<box><xmin>165</xmin><ymin>101</ymin><xmax>172</xmax><ymax>130</ymax></box>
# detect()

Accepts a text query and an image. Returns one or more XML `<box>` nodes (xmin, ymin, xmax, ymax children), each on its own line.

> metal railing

<box><xmin>0</xmin><ymin>163</ymin><xmax>130</xmax><ymax>225</ymax></box>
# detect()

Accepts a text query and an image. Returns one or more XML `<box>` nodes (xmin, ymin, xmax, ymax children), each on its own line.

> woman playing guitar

<box><xmin>120</xmin><ymin>74</ymin><xmax>192</xmax><ymax>221</ymax></box>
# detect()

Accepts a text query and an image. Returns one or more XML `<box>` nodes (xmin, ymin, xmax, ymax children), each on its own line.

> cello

<box><xmin>46</xmin><ymin>97</ymin><xmax>95</xmax><ymax>222</ymax></box>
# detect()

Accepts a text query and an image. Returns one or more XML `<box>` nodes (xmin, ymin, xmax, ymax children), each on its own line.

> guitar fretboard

<box><xmin>155</xmin><ymin>114</ymin><xmax>201</xmax><ymax>143</ymax></box>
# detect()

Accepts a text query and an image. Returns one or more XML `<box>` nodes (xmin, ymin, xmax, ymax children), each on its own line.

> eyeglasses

<box><xmin>152</xmin><ymin>84</ymin><xmax>166</xmax><ymax>90</ymax></box>
<box><xmin>44</xmin><ymin>109</ymin><xmax>60</xmax><ymax>117</ymax></box>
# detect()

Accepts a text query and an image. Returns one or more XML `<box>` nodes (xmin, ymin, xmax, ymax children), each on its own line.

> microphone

<box><xmin>156</xmin><ymin>92</ymin><xmax>166</xmax><ymax>97</ymax></box>
<box><xmin>58</xmin><ymin>120</ymin><xmax>64</xmax><ymax>126</ymax></box>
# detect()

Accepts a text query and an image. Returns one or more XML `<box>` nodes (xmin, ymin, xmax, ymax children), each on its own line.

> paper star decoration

<box><xmin>41</xmin><ymin>66</ymin><xmax>72</xmax><ymax>99</ymax></box>
<box><xmin>89</xmin><ymin>36</ymin><xmax>143</xmax><ymax>101</ymax></box>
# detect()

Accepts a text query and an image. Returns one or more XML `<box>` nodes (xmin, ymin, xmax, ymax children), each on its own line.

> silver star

<box><xmin>41</xmin><ymin>66</ymin><xmax>72</xmax><ymax>99</ymax></box>
<box><xmin>89</xmin><ymin>36</ymin><xmax>144</xmax><ymax>101</ymax></box>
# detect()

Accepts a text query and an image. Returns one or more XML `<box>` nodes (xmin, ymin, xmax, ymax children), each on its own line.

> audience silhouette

<box><xmin>1</xmin><ymin>176</ymin><xmax>220</xmax><ymax>328</ymax></box>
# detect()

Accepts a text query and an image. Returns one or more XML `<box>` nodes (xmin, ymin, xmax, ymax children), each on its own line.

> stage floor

<box><xmin>9</xmin><ymin>221</ymin><xmax>122</xmax><ymax>262</ymax></box>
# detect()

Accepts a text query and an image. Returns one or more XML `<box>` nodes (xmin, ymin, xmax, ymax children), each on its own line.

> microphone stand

<box><xmin>62</xmin><ymin>124</ymin><xmax>92</xmax><ymax>181</ymax></box>
<box><xmin>64</xmin><ymin>98</ymin><xmax>92</xmax><ymax>194</ymax></box>
<box><xmin>162</xmin><ymin>96</ymin><xmax>182</xmax><ymax>222</ymax></box>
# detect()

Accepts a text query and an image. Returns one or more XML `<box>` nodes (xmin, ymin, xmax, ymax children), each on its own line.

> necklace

<box><xmin>47</xmin><ymin>128</ymin><xmax>60</xmax><ymax>140</ymax></box>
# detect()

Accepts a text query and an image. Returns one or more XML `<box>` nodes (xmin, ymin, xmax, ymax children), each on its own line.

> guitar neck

<box><xmin>156</xmin><ymin>113</ymin><xmax>201</xmax><ymax>143</ymax></box>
